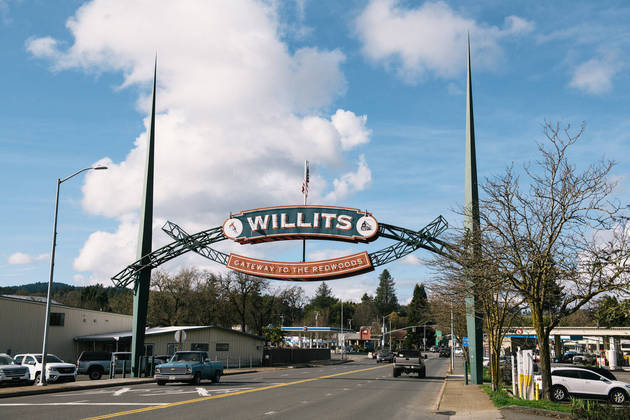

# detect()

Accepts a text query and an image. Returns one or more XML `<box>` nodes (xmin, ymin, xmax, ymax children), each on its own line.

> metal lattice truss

<box><xmin>111</xmin><ymin>216</ymin><xmax>449</xmax><ymax>288</ymax></box>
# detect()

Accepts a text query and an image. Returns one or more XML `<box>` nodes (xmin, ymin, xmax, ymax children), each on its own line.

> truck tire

<box><xmin>88</xmin><ymin>367</ymin><xmax>103</xmax><ymax>380</ymax></box>
<box><xmin>157</xmin><ymin>380</ymin><xmax>166</xmax><ymax>386</ymax></box>
<box><xmin>418</xmin><ymin>366</ymin><xmax>426</xmax><ymax>378</ymax></box>
<box><xmin>393</xmin><ymin>368</ymin><xmax>400</xmax><ymax>377</ymax></box>
<box><xmin>212</xmin><ymin>371</ymin><xmax>222</xmax><ymax>383</ymax></box>
<box><xmin>191</xmin><ymin>372</ymin><xmax>201</xmax><ymax>385</ymax></box>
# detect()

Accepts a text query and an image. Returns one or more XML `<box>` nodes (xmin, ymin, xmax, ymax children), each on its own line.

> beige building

<box><xmin>75</xmin><ymin>326</ymin><xmax>265</xmax><ymax>367</ymax></box>
<box><xmin>0</xmin><ymin>295</ymin><xmax>133</xmax><ymax>362</ymax></box>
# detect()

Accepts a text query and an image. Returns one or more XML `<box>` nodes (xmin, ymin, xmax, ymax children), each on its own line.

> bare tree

<box><xmin>429</xmin><ymin>232</ymin><xmax>525</xmax><ymax>390</ymax></box>
<box><xmin>477</xmin><ymin>122</ymin><xmax>630</xmax><ymax>399</ymax></box>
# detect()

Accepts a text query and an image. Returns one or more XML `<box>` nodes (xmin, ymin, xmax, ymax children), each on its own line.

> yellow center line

<box><xmin>83</xmin><ymin>364</ymin><xmax>388</xmax><ymax>420</ymax></box>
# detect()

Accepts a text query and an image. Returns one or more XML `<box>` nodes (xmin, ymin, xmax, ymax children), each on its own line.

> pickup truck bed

<box><xmin>393</xmin><ymin>350</ymin><xmax>426</xmax><ymax>378</ymax></box>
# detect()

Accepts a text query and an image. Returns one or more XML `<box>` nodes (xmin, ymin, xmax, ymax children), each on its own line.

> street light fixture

<box><xmin>39</xmin><ymin>165</ymin><xmax>107</xmax><ymax>385</ymax></box>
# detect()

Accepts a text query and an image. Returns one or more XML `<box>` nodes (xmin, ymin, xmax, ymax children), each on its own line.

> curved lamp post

<box><xmin>39</xmin><ymin>166</ymin><xmax>107</xmax><ymax>385</ymax></box>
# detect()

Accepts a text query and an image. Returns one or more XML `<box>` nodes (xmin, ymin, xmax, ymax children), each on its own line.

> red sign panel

<box><xmin>226</xmin><ymin>251</ymin><xmax>374</xmax><ymax>281</ymax></box>
<box><xmin>360</xmin><ymin>328</ymin><xmax>371</xmax><ymax>340</ymax></box>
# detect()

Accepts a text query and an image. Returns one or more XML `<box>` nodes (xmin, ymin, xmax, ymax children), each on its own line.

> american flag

<box><xmin>301</xmin><ymin>160</ymin><xmax>309</xmax><ymax>203</ymax></box>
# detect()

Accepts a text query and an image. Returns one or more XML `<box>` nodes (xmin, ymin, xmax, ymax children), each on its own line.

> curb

<box><xmin>432</xmin><ymin>378</ymin><xmax>447</xmax><ymax>411</ymax></box>
<box><xmin>0</xmin><ymin>369</ymin><xmax>258</xmax><ymax>399</ymax></box>
<box><xmin>501</xmin><ymin>405</ymin><xmax>572</xmax><ymax>418</ymax></box>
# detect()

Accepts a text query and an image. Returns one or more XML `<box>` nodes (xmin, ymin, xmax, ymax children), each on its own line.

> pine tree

<box><xmin>311</xmin><ymin>282</ymin><xmax>337</xmax><ymax>309</ymax></box>
<box><xmin>374</xmin><ymin>269</ymin><xmax>398</xmax><ymax>317</ymax></box>
<box><xmin>406</xmin><ymin>283</ymin><xmax>429</xmax><ymax>348</ymax></box>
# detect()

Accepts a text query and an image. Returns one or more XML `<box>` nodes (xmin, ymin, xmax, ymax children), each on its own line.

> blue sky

<box><xmin>1</xmin><ymin>0</ymin><xmax>629</xmax><ymax>305</ymax></box>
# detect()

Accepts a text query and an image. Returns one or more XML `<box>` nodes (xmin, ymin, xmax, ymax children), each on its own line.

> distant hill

<box><xmin>0</xmin><ymin>282</ymin><xmax>75</xmax><ymax>296</ymax></box>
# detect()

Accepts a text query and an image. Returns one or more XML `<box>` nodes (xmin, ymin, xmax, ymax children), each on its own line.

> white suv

<box><xmin>14</xmin><ymin>353</ymin><xmax>77</xmax><ymax>384</ymax></box>
<box><xmin>536</xmin><ymin>366</ymin><xmax>630</xmax><ymax>404</ymax></box>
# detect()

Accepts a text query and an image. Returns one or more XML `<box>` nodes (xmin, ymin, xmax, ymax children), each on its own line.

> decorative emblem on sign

<box><xmin>223</xmin><ymin>206</ymin><xmax>378</xmax><ymax>244</ymax></box>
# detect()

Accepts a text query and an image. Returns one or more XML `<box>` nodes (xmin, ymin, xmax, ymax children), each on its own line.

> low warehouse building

<box><xmin>75</xmin><ymin>326</ymin><xmax>265</xmax><ymax>367</ymax></box>
<box><xmin>0</xmin><ymin>295</ymin><xmax>133</xmax><ymax>362</ymax></box>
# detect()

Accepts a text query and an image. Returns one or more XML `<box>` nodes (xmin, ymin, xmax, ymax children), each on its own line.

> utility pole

<box><xmin>389</xmin><ymin>317</ymin><xmax>392</xmax><ymax>350</ymax></box>
<box><xmin>451</xmin><ymin>303</ymin><xmax>454</xmax><ymax>372</ymax></box>
<box><xmin>382</xmin><ymin>315</ymin><xmax>385</xmax><ymax>349</ymax></box>
<box><xmin>341</xmin><ymin>300</ymin><xmax>344</xmax><ymax>359</ymax></box>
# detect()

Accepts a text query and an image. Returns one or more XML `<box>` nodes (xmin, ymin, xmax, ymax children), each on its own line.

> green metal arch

<box><xmin>111</xmin><ymin>216</ymin><xmax>449</xmax><ymax>288</ymax></box>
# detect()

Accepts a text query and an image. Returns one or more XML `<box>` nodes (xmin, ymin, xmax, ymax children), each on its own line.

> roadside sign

<box><xmin>462</xmin><ymin>337</ymin><xmax>469</xmax><ymax>347</ymax></box>
<box><xmin>174</xmin><ymin>330</ymin><xmax>187</xmax><ymax>343</ymax></box>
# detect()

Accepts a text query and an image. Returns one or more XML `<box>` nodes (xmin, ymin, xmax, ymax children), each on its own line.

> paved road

<box><xmin>0</xmin><ymin>356</ymin><xmax>449</xmax><ymax>420</ymax></box>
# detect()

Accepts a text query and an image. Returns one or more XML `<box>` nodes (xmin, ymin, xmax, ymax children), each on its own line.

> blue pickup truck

<box><xmin>155</xmin><ymin>351</ymin><xmax>223</xmax><ymax>386</ymax></box>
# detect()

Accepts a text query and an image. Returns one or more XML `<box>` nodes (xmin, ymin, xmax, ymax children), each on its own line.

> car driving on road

<box><xmin>155</xmin><ymin>351</ymin><xmax>223</xmax><ymax>385</ymax></box>
<box><xmin>393</xmin><ymin>349</ymin><xmax>426</xmax><ymax>378</ymax></box>
<box><xmin>376</xmin><ymin>349</ymin><xmax>393</xmax><ymax>363</ymax></box>
<box><xmin>535</xmin><ymin>366</ymin><xmax>630</xmax><ymax>404</ymax></box>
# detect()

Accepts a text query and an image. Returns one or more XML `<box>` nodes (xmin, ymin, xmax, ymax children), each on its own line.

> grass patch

<box><xmin>481</xmin><ymin>385</ymin><xmax>573</xmax><ymax>413</ymax></box>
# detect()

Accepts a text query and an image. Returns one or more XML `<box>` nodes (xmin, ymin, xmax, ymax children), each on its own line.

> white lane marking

<box><xmin>196</xmin><ymin>387</ymin><xmax>209</xmax><ymax>397</ymax></box>
<box><xmin>325</xmin><ymin>393</ymin><xmax>333</xmax><ymax>397</ymax></box>
<box><xmin>0</xmin><ymin>403</ymin><xmax>169</xmax><ymax>406</ymax></box>
<box><xmin>264</xmin><ymin>411</ymin><xmax>277</xmax><ymax>415</ymax></box>
<box><xmin>113</xmin><ymin>387</ymin><xmax>131</xmax><ymax>396</ymax></box>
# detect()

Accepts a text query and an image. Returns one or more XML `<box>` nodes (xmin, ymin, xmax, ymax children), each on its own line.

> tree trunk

<box><xmin>530</xmin><ymin>301</ymin><xmax>552</xmax><ymax>400</ymax></box>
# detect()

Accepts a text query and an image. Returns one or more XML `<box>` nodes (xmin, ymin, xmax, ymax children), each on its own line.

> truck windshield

<box><xmin>34</xmin><ymin>355</ymin><xmax>63</xmax><ymax>363</ymax></box>
<box><xmin>397</xmin><ymin>350</ymin><xmax>420</xmax><ymax>357</ymax></box>
<box><xmin>170</xmin><ymin>353</ymin><xmax>202</xmax><ymax>362</ymax></box>
<box><xmin>0</xmin><ymin>356</ymin><xmax>15</xmax><ymax>365</ymax></box>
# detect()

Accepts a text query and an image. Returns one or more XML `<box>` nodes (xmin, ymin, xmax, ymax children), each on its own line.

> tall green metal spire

<box><xmin>131</xmin><ymin>57</ymin><xmax>157</xmax><ymax>377</ymax></box>
<box><xmin>464</xmin><ymin>36</ymin><xmax>484</xmax><ymax>385</ymax></box>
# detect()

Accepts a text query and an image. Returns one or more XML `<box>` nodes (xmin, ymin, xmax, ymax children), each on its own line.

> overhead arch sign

<box><xmin>222</xmin><ymin>206</ymin><xmax>377</xmax><ymax>280</ymax></box>
<box><xmin>112</xmin><ymin>204</ymin><xmax>448</xmax><ymax>286</ymax></box>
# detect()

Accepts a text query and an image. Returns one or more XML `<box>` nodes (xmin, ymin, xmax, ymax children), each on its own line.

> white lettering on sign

<box><xmin>247</xmin><ymin>215</ymin><xmax>269</xmax><ymax>231</ymax></box>
<box><xmin>321</xmin><ymin>213</ymin><xmax>336</xmax><ymax>229</ymax></box>
<box><xmin>296</xmin><ymin>212</ymin><xmax>311</xmax><ymax>228</ymax></box>
<box><xmin>280</xmin><ymin>213</ymin><xmax>295</xmax><ymax>228</ymax></box>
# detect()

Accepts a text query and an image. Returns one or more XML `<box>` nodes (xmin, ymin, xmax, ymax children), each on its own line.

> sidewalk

<box><xmin>436</xmin><ymin>359</ymin><xmax>502</xmax><ymax>419</ymax></box>
<box><xmin>0</xmin><ymin>358</ymin><xmax>352</xmax><ymax>399</ymax></box>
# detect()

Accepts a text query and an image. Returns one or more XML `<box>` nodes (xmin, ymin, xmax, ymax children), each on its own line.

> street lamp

<box><xmin>39</xmin><ymin>165</ymin><xmax>107</xmax><ymax>385</ymax></box>
<box><xmin>382</xmin><ymin>313</ymin><xmax>395</xmax><ymax>350</ymax></box>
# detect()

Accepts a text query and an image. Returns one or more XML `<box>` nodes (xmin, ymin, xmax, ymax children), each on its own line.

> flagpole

<box><xmin>302</xmin><ymin>160</ymin><xmax>308</xmax><ymax>262</ymax></box>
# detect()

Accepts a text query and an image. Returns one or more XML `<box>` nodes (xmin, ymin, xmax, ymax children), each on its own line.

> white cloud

<box><xmin>8</xmin><ymin>252</ymin><xmax>48</xmax><ymax>265</ymax></box>
<box><xmin>569</xmin><ymin>56</ymin><xmax>620</xmax><ymax>94</ymax></box>
<box><xmin>27</xmin><ymin>0</ymin><xmax>372</xmax><ymax>283</ymax></box>
<box><xmin>25</xmin><ymin>37</ymin><xmax>59</xmax><ymax>58</ymax></box>
<box><xmin>331</xmin><ymin>109</ymin><xmax>371</xmax><ymax>150</ymax></box>
<box><xmin>354</xmin><ymin>0</ymin><xmax>533</xmax><ymax>83</ymax></box>
<box><xmin>400</xmin><ymin>254</ymin><xmax>422</xmax><ymax>265</ymax></box>
<box><xmin>325</xmin><ymin>155</ymin><xmax>372</xmax><ymax>202</ymax></box>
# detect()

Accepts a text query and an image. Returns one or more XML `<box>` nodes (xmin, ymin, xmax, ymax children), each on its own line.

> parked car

<box><xmin>376</xmin><ymin>349</ymin><xmax>393</xmax><ymax>363</ymax></box>
<box><xmin>155</xmin><ymin>351</ymin><xmax>223</xmax><ymax>385</ymax></box>
<box><xmin>439</xmin><ymin>348</ymin><xmax>451</xmax><ymax>358</ymax></box>
<box><xmin>76</xmin><ymin>351</ymin><xmax>134</xmax><ymax>380</ymax></box>
<box><xmin>0</xmin><ymin>353</ymin><xmax>30</xmax><ymax>385</ymax></box>
<box><xmin>554</xmin><ymin>351</ymin><xmax>580</xmax><ymax>363</ymax></box>
<box><xmin>429</xmin><ymin>346</ymin><xmax>439</xmax><ymax>352</ymax></box>
<box><xmin>535</xmin><ymin>366</ymin><xmax>630</xmax><ymax>404</ymax></box>
<box><xmin>14</xmin><ymin>353</ymin><xmax>76</xmax><ymax>384</ymax></box>
<box><xmin>454</xmin><ymin>347</ymin><xmax>464</xmax><ymax>357</ymax></box>
<box><xmin>572</xmin><ymin>353</ymin><xmax>596</xmax><ymax>365</ymax></box>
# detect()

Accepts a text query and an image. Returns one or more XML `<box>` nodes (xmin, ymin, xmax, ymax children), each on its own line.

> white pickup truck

<box><xmin>14</xmin><ymin>353</ymin><xmax>77</xmax><ymax>384</ymax></box>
